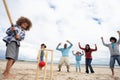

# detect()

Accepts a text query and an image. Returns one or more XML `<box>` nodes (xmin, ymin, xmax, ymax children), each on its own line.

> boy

<box><xmin>2</xmin><ymin>16</ymin><xmax>32</xmax><ymax>79</ymax></box>
<box><xmin>56</xmin><ymin>40</ymin><xmax>73</xmax><ymax>72</ymax></box>
<box><xmin>72</xmin><ymin>51</ymin><xmax>84</xmax><ymax>72</ymax></box>
<box><xmin>101</xmin><ymin>31</ymin><xmax>120</xmax><ymax>76</ymax></box>
<box><xmin>37</xmin><ymin>43</ymin><xmax>46</xmax><ymax>70</ymax></box>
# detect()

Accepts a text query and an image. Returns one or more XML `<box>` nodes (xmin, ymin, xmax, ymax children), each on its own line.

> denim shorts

<box><xmin>110</xmin><ymin>55</ymin><xmax>120</xmax><ymax>68</ymax></box>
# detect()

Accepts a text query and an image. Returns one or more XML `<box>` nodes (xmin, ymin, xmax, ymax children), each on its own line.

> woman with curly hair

<box><xmin>2</xmin><ymin>16</ymin><xmax>32</xmax><ymax>79</ymax></box>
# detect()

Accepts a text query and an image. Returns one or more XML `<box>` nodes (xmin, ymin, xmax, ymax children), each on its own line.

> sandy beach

<box><xmin>0</xmin><ymin>60</ymin><xmax>120</xmax><ymax>80</ymax></box>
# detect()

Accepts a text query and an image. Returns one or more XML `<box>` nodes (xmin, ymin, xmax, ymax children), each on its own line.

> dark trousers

<box><xmin>85</xmin><ymin>58</ymin><xmax>94</xmax><ymax>73</ymax></box>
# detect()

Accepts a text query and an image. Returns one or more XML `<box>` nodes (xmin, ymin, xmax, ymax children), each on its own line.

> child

<box><xmin>37</xmin><ymin>43</ymin><xmax>46</xmax><ymax>70</ymax></box>
<box><xmin>78</xmin><ymin>43</ymin><xmax>97</xmax><ymax>74</ymax></box>
<box><xmin>2</xmin><ymin>16</ymin><xmax>32</xmax><ymax>79</ymax></box>
<box><xmin>101</xmin><ymin>31</ymin><xmax>120</xmax><ymax>76</ymax></box>
<box><xmin>56</xmin><ymin>40</ymin><xmax>73</xmax><ymax>72</ymax></box>
<box><xmin>72</xmin><ymin>51</ymin><xmax>84</xmax><ymax>72</ymax></box>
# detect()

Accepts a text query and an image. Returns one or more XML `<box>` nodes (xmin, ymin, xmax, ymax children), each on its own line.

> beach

<box><xmin>0</xmin><ymin>60</ymin><xmax>120</xmax><ymax>80</ymax></box>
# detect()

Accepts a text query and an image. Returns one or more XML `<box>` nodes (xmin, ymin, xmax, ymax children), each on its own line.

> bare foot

<box><xmin>112</xmin><ymin>72</ymin><xmax>114</xmax><ymax>76</ymax></box>
<box><xmin>2</xmin><ymin>73</ymin><xmax>15</xmax><ymax>79</ymax></box>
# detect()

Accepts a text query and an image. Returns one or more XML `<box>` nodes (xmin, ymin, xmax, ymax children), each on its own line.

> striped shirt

<box><xmin>3</xmin><ymin>25</ymin><xmax>25</xmax><ymax>46</ymax></box>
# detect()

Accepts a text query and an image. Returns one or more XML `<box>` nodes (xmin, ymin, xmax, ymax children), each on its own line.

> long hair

<box><xmin>85</xmin><ymin>44</ymin><xmax>90</xmax><ymax>52</ymax></box>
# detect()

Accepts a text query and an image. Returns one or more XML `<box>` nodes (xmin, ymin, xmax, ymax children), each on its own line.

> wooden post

<box><xmin>35</xmin><ymin>50</ymin><xmax>40</xmax><ymax>80</ymax></box>
<box><xmin>36</xmin><ymin>49</ymin><xmax>53</xmax><ymax>80</ymax></box>
<box><xmin>3</xmin><ymin>0</ymin><xmax>13</xmax><ymax>25</ymax></box>
<box><xmin>43</xmin><ymin>51</ymin><xmax>48</xmax><ymax>80</ymax></box>
<box><xmin>50</xmin><ymin>50</ymin><xmax>53</xmax><ymax>80</ymax></box>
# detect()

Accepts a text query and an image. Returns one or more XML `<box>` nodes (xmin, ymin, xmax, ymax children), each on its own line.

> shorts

<box><xmin>110</xmin><ymin>55</ymin><xmax>120</xmax><ymax>68</ymax></box>
<box><xmin>6</xmin><ymin>41</ymin><xmax>19</xmax><ymax>61</ymax></box>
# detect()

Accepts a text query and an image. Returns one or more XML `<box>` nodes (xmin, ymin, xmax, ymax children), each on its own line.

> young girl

<box><xmin>2</xmin><ymin>16</ymin><xmax>32</xmax><ymax>79</ymax></box>
<box><xmin>78</xmin><ymin>43</ymin><xmax>97</xmax><ymax>74</ymax></box>
<box><xmin>72</xmin><ymin>51</ymin><xmax>84</xmax><ymax>72</ymax></box>
<box><xmin>101</xmin><ymin>31</ymin><xmax>120</xmax><ymax>76</ymax></box>
<box><xmin>37</xmin><ymin>43</ymin><xmax>46</xmax><ymax>70</ymax></box>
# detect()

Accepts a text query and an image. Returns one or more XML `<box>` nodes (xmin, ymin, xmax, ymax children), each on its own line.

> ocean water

<box><xmin>0</xmin><ymin>50</ymin><xmax>119</xmax><ymax>67</ymax></box>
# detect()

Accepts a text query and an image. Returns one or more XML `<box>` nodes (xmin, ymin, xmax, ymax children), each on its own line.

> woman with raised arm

<box><xmin>78</xmin><ymin>42</ymin><xmax>97</xmax><ymax>74</ymax></box>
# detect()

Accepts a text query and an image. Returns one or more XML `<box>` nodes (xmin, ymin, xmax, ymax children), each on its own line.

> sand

<box><xmin>0</xmin><ymin>60</ymin><xmax>120</xmax><ymax>80</ymax></box>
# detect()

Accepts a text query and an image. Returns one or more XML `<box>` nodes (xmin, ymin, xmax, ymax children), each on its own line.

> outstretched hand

<box><xmin>95</xmin><ymin>44</ymin><xmax>97</xmax><ymax>47</ymax></box>
<box><xmin>58</xmin><ymin>43</ymin><xmax>61</xmax><ymax>46</ymax></box>
<box><xmin>66</xmin><ymin>40</ymin><xmax>70</xmax><ymax>43</ymax></box>
<box><xmin>117</xmin><ymin>31</ymin><xmax>120</xmax><ymax>34</ymax></box>
<box><xmin>101</xmin><ymin>37</ymin><xmax>103</xmax><ymax>40</ymax></box>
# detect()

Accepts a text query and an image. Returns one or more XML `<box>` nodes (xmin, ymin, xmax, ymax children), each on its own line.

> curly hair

<box><xmin>16</xmin><ymin>16</ymin><xmax>32</xmax><ymax>31</ymax></box>
<box><xmin>110</xmin><ymin>37</ymin><xmax>117</xmax><ymax>43</ymax></box>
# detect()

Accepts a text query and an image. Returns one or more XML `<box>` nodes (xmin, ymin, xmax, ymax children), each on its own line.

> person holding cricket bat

<box><xmin>2</xmin><ymin>17</ymin><xmax>32</xmax><ymax>79</ymax></box>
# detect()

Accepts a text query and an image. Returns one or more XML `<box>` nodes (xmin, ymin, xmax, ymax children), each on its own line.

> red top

<box><xmin>79</xmin><ymin>45</ymin><xmax>97</xmax><ymax>59</ymax></box>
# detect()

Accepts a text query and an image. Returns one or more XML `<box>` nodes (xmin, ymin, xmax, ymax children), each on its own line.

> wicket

<box><xmin>36</xmin><ymin>49</ymin><xmax>54</xmax><ymax>80</ymax></box>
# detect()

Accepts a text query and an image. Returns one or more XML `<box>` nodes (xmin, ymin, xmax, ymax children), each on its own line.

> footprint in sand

<box><xmin>67</xmin><ymin>77</ymin><xmax>76</xmax><ymax>80</ymax></box>
<box><xmin>114</xmin><ymin>77</ymin><xmax>120</xmax><ymax>80</ymax></box>
<box><xmin>0</xmin><ymin>73</ymin><xmax>4</xmax><ymax>80</ymax></box>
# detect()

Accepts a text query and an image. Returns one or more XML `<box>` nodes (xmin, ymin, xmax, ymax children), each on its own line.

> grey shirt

<box><xmin>102</xmin><ymin>38</ymin><xmax>120</xmax><ymax>56</ymax></box>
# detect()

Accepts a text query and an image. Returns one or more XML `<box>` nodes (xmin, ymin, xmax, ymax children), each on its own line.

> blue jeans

<box><xmin>85</xmin><ymin>58</ymin><xmax>94</xmax><ymax>73</ymax></box>
<box><xmin>110</xmin><ymin>55</ymin><xmax>120</xmax><ymax>68</ymax></box>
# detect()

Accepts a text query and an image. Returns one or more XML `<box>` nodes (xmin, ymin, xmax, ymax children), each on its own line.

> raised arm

<box><xmin>117</xmin><ymin>31</ymin><xmax>120</xmax><ymax>37</ymax></box>
<box><xmin>80</xmin><ymin>51</ymin><xmax>84</xmax><ymax>56</ymax></box>
<box><xmin>66</xmin><ymin>40</ymin><xmax>73</xmax><ymax>48</ymax></box>
<box><xmin>72</xmin><ymin>51</ymin><xmax>76</xmax><ymax>56</ymax></box>
<box><xmin>56</xmin><ymin>43</ymin><xmax>61</xmax><ymax>50</ymax></box>
<box><xmin>101</xmin><ymin>37</ymin><xmax>104</xmax><ymax>44</ymax></box>
<box><xmin>91</xmin><ymin>44</ymin><xmax>97</xmax><ymax>51</ymax></box>
<box><xmin>101</xmin><ymin>37</ymin><xmax>108</xmax><ymax>47</ymax></box>
<box><xmin>117</xmin><ymin>31</ymin><xmax>120</xmax><ymax>44</ymax></box>
<box><xmin>81</xmin><ymin>51</ymin><xmax>84</xmax><ymax>54</ymax></box>
<box><xmin>78</xmin><ymin>42</ymin><xmax>85</xmax><ymax>50</ymax></box>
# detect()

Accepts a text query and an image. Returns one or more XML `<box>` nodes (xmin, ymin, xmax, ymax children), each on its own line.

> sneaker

<box><xmin>86</xmin><ymin>71</ymin><xmax>89</xmax><ymax>74</ymax></box>
<box><xmin>91</xmin><ymin>71</ymin><xmax>95</xmax><ymax>73</ymax></box>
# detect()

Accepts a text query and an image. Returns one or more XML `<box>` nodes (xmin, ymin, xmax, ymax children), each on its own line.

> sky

<box><xmin>0</xmin><ymin>0</ymin><xmax>120</xmax><ymax>65</ymax></box>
